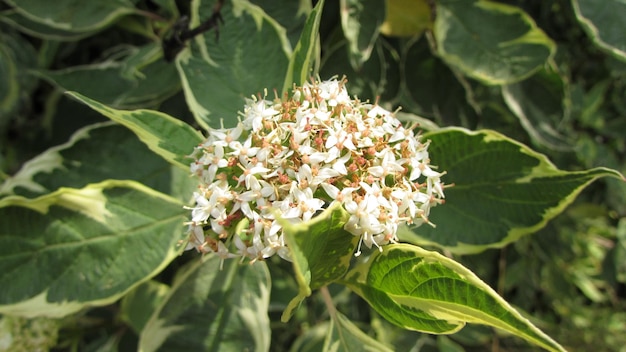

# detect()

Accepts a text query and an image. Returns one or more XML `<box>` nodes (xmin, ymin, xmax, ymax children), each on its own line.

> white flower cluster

<box><xmin>184</xmin><ymin>78</ymin><xmax>445</xmax><ymax>262</ymax></box>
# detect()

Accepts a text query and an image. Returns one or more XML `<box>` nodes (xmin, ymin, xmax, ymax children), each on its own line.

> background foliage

<box><xmin>1</xmin><ymin>0</ymin><xmax>625</xmax><ymax>351</ymax></box>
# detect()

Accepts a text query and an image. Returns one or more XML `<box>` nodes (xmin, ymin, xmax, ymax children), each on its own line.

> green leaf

<box><xmin>380</xmin><ymin>0</ymin><xmax>432</xmax><ymax>37</ymax></box>
<box><xmin>502</xmin><ymin>68</ymin><xmax>574</xmax><ymax>151</ymax></box>
<box><xmin>0</xmin><ymin>180</ymin><xmax>187</xmax><ymax>317</ymax></box>
<box><xmin>290</xmin><ymin>322</ymin><xmax>328</xmax><ymax>352</ymax></box>
<box><xmin>615</xmin><ymin>218</ymin><xmax>626</xmax><ymax>284</ymax></box>
<box><xmin>282</xmin><ymin>0</ymin><xmax>324</xmax><ymax>92</ymax></box>
<box><xmin>177</xmin><ymin>0</ymin><xmax>291</xmax><ymax>129</ymax></box>
<box><xmin>0</xmin><ymin>10</ymin><xmax>96</xmax><ymax>41</ymax></box>
<box><xmin>324</xmin><ymin>310</ymin><xmax>393</xmax><ymax>352</ymax></box>
<box><xmin>38</xmin><ymin>46</ymin><xmax>180</xmax><ymax>109</ymax></box>
<box><xmin>139</xmin><ymin>256</ymin><xmax>271</xmax><ymax>352</ymax></box>
<box><xmin>398</xmin><ymin>128</ymin><xmax>625</xmax><ymax>254</ymax></box>
<box><xmin>251</xmin><ymin>0</ymin><xmax>310</xmax><ymax>48</ymax></box>
<box><xmin>398</xmin><ymin>36</ymin><xmax>478</xmax><ymax>126</ymax></box>
<box><xmin>4</xmin><ymin>0</ymin><xmax>138</xmax><ymax>33</ymax></box>
<box><xmin>119</xmin><ymin>280</ymin><xmax>170</xmax><ymax>334</ymax></box>
<box><xmin>279</xmin><ymin>203</ymin><xmax>359</xmax><ymax>322</ymax></box>
<box><xmin>67</xmin><ymin>92</ymin><xmax>204</xmax><ymax>171</ymax></box>
<box><xmin>434</xmin><ymin>0</ymin><xmax>555</xmax><ymax>85</ymax></box>
<box><xmin>321</xmin><ymin>39</ymin><xmax>400</xmax><ymax>102</ymax></box>
<box><xmin>0</xmin><ymin>28</ymin><xmax>38</xmax><ymax>126</ymax></box>
<box><xmin>340</xmin><ymin>0</ymin><xmax>385</xmax><ymax>69</ymax></box>
<box><xmin>150</xmin><ymin>0</ymin><xmax>179</xmax><ymax>17</ymax></box>
<box><xmin>340</xmin><ymin>244</ymin><xmax>566</xmax><ymax>352</ymax></box>
<box><xmin>0</xmin><ymin>122</ymin><xmax>193</xmax><ymax>201</ymax></box>
<box><xmin>572</xmin><ymin>0</ymin><xmax>626</xmax><ymax>61</ymax></box>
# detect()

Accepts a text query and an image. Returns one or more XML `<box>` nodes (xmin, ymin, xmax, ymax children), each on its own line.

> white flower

<box><xmin>184</xmin><ymin>77</ymin><xmax>446</xmax><ymax>263</ymax></box>
<box><xmin>189</xmin><ymin>192</ymin><xmax>213</xmax><ymax>223</ymax></box>
<box><xmin>184</xmin><ymin>224</ymin><xmax>205</xmax><ymax>251</ymax></box>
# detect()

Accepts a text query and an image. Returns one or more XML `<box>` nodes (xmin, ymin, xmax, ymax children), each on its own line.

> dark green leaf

<box><xmin>324</xmin><ymin>310</ymin><xmax>393</xmax><ymax>352</ymax></box>
<box><xmin>38</xmin><ymin>46</ymin><xmax>180</xmax><ymax>109</ymax></box>
<box><xmin>572</xmin><ymin>0</ymin><xmax>626</xmax><ymax>61</ymax></box>
<box><xmin>399</xmin><ymin>36</ymin><xmax>478</xmax><ymax>127</ymax></box>
<box><xmin>119</xmin><ymin>280</ymin><xmax>170</xmax><ymax>334</ymax></box>
<box><xmin>4</xmin><ymin>0</ymin><xmax>138</xmax><ymax>33</ymax></box>
<box><xmin>0</xmin><ymin>181</ymin><xmax>187</xmax><ymax>317</ymax></box>
<box><xmin>434</xmin><ymin>0</ymin><xmax>555</xmax><ymax>85</ymax></box>
<box><xmin>340</xmin><ymin>0</ymin><xmax>385</xmax><ymax>68</ymax></box>
<box><xmin>177</xmin><ymin>0</ymin><xmax>291</xmax><ymax>129</ymax></box>
<box><xmin>502</xmin><ymin>68</ymin><xmax>574</xmax><ymax>151</ymax></box>
<box><xmin>398</xmin><ymin>128</ymin><xmax>625</xmax><ymax>254</ymax></box>
<box><xmin>321</xmin><ymin>39</ymin><xmax>400</xmax><ymax>103</ymax></box>
<box><xmin>139</xmin><ymin>256</ymin><xmax>271</xmax><ymax>352</ymax></box>
<box><xmin>0</xmin><ymin>28</ymin><xmax>37</xmax><ymax>126</ymax></box>
<box><xmin>0</xmin><ymin>10</ymin><xmax>95</xmax><ymax>41</ymax></box>
<box><xmin>251</xmin><ymin>0</ymin><xmax>309</xmax><ymax>47</ymax></box>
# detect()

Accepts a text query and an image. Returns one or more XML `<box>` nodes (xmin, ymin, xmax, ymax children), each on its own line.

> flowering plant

<box><xmin>185</xmin><ymin>78</ymin><xmax>445</xmax><ymax>262</ymax></box>
<box><xmin>1</xmin><ymin>0</ymin><xmax>625</xmax><ymax>351</ymax></box>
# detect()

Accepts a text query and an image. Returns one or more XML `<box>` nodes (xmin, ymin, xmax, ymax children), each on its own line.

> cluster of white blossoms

<box><xmin>184</xmin><ymin>78</ymin><xmax>445</xmax><ymax>262</ymax></box>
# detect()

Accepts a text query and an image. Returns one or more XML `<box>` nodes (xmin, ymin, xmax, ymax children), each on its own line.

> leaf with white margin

<box><xmin>434</xmin><ymin>0</ymin><xmax>555</xmax><ymax>85</ymax></box>
<box><xmin>0</xmin><ymin>9</ymin><xmax>96</xmax><ymax>41</ymax></box>
<box><xmin>0</xmin><ymin>180</ymin><xmax>187</xmax><ymax>317</ymax></box>
<box><xmin>399</xmin><ymin>128</ymin><xmax>625</xmax><ymax>254</ymax></box>
<box><xmin>502</xmin><ymin>68</ymin><xmax>574</xmax><ymax>152</ymax></box>
<box><xmin>0</xmin><ymin>122</ymin><xmax>193</xmax><ymax>201</ymax></box>
<box><xmin>139</xmin><ymin>256</ymin><xmax>271</xmax><ymax>352</ymax></box>
<box><xmin>3</xmin><ymin>0</ymin><xmax>138</xmax><ymax>33</ymax></box>
<box><xmin>340</xmin><ymin>0</ymin><xmax>385</xmax><ymax>69</ymax></box>
<box><xmin>38</xmin><ymin>48</ymin><xmax>180</xmax><ymax>110</ymax></box>
<box><xmin>67</xmin><ymin>92</ymin><xmax>204</xmax><ymax>171</ymax></box>
<box><xmin>279</xmin><ymin>203</ymin><xmax>359</xmax><ymax>322</ymax></box>
<box><xmin>340</xmin><ymin>244</ymin><xmax>566</xmax><ymax>352</ymax></box>
<box><xmin>282</xmin><ymin>0</ymin><xmax>324</xmax><ymax>92</ymax></box>
<box><xmin>324</xmin><ymin>309</ymin><xmax>393</xmax><ymax>352</ymax></box>
<box><xmin>177</xmin><ymin>0</ymin><xmax>291</xmax><ymax>129</ymax></box>
<box><xmin>572</xmin><ymin>0</ymin><xmax>626</xmax><ymax>62</ymax></box>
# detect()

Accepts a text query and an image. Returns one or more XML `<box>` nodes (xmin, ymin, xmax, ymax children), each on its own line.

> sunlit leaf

<box><xmin>279</xmin><ymin>203</ymin><xmax>359</xmax><ymax>322</ymax></box>
<box><xmin>139</xmin><ymin>256</ymin><xmax>271</xmax><ymax>352</ymax></box>
<box><xmin>0</xmin><ymin>181</ymin><xmax>187</xmax><ymax>317</ymax></box>
<box><xmin>0</xmin><ymin>122</ymin><xmax>193</xmax><ymax>202</ymax></box>
<box><xmin>434</xmin><ymin>0</ymin><xmax>555</xmax><ymax>85</ymax></box>
<box><xmin>398</xmin><ymin>128</ymin><xmax>625</xmax><ymax>254</ymax></box>
<box><xmin>340</xmin><ymin>244</ymin><xmax>566</xmax><ymax>352</ymax></box>
<box><xmin>283</xmin><ymin>0</ymin><xmax>324</xmax><ymax>92</ymax></box>
<box><xmin>380</xmin><ymin>0</ymin><xmax>431</xmax><ymax>37</ymax></box>
<box><xmin>67</xmin><ymin>93</ymin><xmax>204</xmax><ymax>171</ymax></box>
